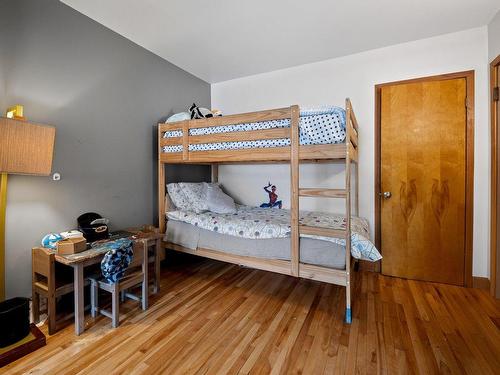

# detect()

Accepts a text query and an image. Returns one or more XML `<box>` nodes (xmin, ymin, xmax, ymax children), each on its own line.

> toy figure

<box><xmin>260</xmin><ymin>182</ymin><xmax>282</xmax><ymax>209</ymax></box>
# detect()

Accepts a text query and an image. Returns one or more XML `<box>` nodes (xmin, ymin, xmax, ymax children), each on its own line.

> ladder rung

<box><xmin>299</xmin><ymin>225</ymin><xmax>346</xmax><ymax>238</ymax></box>
<box><xmin>299</xmin><ymin>188</ymin><xmax>347</xmax><ymax>198</ymax></box>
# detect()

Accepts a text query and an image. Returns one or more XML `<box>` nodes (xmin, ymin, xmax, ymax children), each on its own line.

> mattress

<box><xmin>167</xmin><ymin>205</ymin><xmax>382</xmax><ymax>262</ymax></box>
<box><xmin>166</xmin><ymin>219</ymin><xmax>346</xmax><ymax>270</ymax></box>
<box><xmin>163</xmin><ymin>106</ymin><xmax>346</xmax><ymax>153</ymax></box>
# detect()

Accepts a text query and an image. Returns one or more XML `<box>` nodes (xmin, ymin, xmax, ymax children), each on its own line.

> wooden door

<box><xmin>497</xmin><ymin>66</ymin><xmax>500</xmax><ymax>297</ymax></box>
<box><xmin>380</xmin><ymin>78</ymin><xmax>468</xmax><ymax>285</ymax></box>
<box><xmin>493</xmin><ymin>60</ymin><xmax>500</xmax><ymax>298</ymax></box>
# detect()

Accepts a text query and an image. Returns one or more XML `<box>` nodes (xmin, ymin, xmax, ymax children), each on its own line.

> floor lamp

<box><xmin>0</xmin><ymin>114</ymin><xmax>56</xmax><ymax>300</ymax></box>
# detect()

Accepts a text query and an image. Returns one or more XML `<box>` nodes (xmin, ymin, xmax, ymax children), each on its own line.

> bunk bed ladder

<box><xmin>290</xmin><ymin>99</ymin><xmax>357</xmax><ymax>325</ymax></box>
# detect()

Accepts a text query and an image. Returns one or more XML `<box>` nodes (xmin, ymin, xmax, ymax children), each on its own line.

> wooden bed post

<box><xmin>345</xmin><ymin>98</ymin><xmax>352</xmax><ymax>324</ymax></box>
<box><xmin>355</xmin><ymin>158</ymin><xmax>359</xmax><ymax>216</ymax></box>
<box><xmin>211</xmin><ymin>164</ymin><xmax>219</xmax><ymax>183</ymax></box>
<box><xmin>158</xmin><ymin>125</ymin><xmax>166</xmax><ymax>233</ymax></box>
<box><xmin>290</xmin><ymin>105</ymin><xmax>300</xmax><ymax>277</ymax></box>
<box><xmin>182</xmin><ymin>121</ymin><xmax>190</xmax><ymax>162</ymax></box>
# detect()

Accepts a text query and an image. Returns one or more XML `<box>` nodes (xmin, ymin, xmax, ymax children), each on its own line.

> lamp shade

<box><xmin>0</xmin><ymin>117</ymin><xmax>56</xmax><ymax>175</ymax></box>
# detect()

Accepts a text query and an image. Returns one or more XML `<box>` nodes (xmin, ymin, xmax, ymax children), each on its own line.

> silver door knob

<box><xmin>383</xmin><ymin>191</ymin><xmax>392</xmax><ymax>199</ymax></box>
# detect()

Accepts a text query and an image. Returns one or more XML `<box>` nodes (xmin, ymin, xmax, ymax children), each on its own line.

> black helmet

<box><xmin>77</xmin><ymin>212</ymin><xmax>109</xmax><ymax>243</ymax></box>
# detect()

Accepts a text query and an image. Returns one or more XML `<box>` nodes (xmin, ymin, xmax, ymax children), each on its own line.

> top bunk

<box><xmin>158</xmin><ymin>98</ymin><xmax>359</xmax><ymax>164</ymax></box>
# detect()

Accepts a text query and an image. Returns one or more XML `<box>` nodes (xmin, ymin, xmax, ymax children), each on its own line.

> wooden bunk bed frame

<box><xmin>157</xmin><ymin>99</ymin><xmax>359</xmax><ymax>323</ymax></box>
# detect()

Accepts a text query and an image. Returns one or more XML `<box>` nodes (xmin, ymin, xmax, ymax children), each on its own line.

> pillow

<box><xmin>179</xmin><ymin>182</ymin><xmax>209</xmax><ymax>213</ymax></box>
<box><xmin>167</xmin><ymin>182</ymin><xmax>219</xmax><ymax>213</ymax></box>
<box><xmin>164</xmin><ymin>193</ymin><xmax>176</xmax><ymax>213</ymax></box>
<box><xmin>205</xmin><ymin>183</ymin><xmax>236</xmax><ymax>214</ymax></box>
<box><xmin>166</xmin><ymin>112</ymin><xmax>190</xmax><ymax>123</ymax></box>
<box><xmin>166</xmin><ymin>183</ymin><xmax>191</xmax><ymax>211</ymax></box>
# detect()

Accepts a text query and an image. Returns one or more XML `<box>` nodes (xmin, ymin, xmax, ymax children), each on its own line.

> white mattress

<box><xmin>165</xmin><ymin>219</ymin><xmax>346</xmax><ymax>270</ymax></box>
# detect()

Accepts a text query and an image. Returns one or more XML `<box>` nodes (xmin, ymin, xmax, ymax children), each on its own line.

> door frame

<box><xmin>490</xmin><ymin>56</ymin><xmax>500</xmax><ymax>297</ymax></box>
<box><xmin>374</xmin><ymin>70</ymin><xmax>475</xmax><ymax>287</ymax></box>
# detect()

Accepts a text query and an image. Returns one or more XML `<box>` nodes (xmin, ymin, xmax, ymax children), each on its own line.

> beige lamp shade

<box><xmin>0</xmin><ymin>117</ymin><xmax>56</xmax><ymax>175</ymax></box>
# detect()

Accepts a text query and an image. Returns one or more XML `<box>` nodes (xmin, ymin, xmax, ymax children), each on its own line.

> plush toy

<box><xmin>189</xmin><ymin>104</ymin><xmax>223</xmax><ymax>119</ymax></box>
<box><xmin>189</xmin><ymin>103</ymin><xmax>214</xmax><ymax>119</ymax></box>
<box><xmin>260</xmin><ymin>182</ymin><xmax>282</xmax><ymax>209</ymax></box>
<box><xmin>166</xmin><ymin>106</ymin><xmax>222</xmax><ymax>123</ymax></box>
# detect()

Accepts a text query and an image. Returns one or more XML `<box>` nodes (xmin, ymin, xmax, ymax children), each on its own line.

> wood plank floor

<box><xmin>4</xmin><ymin>255</ymin><xmax>500</xmax><ymax>375</ymax></box>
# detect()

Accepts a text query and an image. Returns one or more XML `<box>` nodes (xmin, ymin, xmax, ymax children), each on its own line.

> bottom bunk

<box><xmin>164</xmin><ymin>241</ymin><xmax>350</xmax><ymax>287</ymax></box>
<box><xmin>161</xmin><ymin>183</ymin><xmax>381</xmax><ymax>324</ymax></box>
<box><xmin>162</xmin><ymin>206</ymin><xmax>381</xmax><ymax>289</ymax></box>
<box><xmin>166</xmin><ymin>219</ymin><xmax>347</xmax><ymax>270</ymax></box>
<box><xmin>164</xmin><ymin>203</ymin><xmax>381</xmax><ymax>265</ymax></box>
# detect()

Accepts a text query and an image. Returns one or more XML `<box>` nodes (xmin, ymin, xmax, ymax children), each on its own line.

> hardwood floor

<box><xmin>4</xmin><ymin>254</ymin><xmax>500</xmax><ymax>375</ymax></box>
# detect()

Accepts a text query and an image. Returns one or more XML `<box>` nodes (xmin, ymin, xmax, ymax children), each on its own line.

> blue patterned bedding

<box><xmin>163</xmin><ymin>106</ymin><xmax>346</xmax><ymax>153</ymax></box>
<box><xmin>167</xmin><ymin>205</ymin><xmax>382</xmax><ymax>262</ymax></box>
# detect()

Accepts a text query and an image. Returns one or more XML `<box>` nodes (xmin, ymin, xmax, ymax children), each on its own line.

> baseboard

<box><xmin>472</xmin><ymin>276</ymin><xmax>490</xmax><ymax>290</ymax></box>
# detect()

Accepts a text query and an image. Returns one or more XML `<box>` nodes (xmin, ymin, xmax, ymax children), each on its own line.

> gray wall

<box><xmin>489</xmin><ymin>10</ymin><xmax>500</xmax><ymax>61</ymax></box>
<box><xmin>0</xmin><ymin>16</ymin><xmax>5</xmax><ymax>112</ymax></box>
<box><xmin>1</xmin><ymin>0</ymin><xmax>210</xmax><ymax>298</ymax></box>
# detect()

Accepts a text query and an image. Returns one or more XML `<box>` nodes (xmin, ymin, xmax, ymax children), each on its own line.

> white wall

<box><xmin>489</xmin><ymin>10</ymin><xmax>500</xmax><ymax>61</ymax></box>
<box><xmin>212</xmin><ymin>27</ymin><xmax>490</xmax><ymax>277</ymax></box>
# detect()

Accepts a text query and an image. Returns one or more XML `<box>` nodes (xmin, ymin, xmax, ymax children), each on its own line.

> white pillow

<box><xmin>205</xmin><ymin>183</ymin><xmax>236</xmax><ymax>214</ymax></box>
<box><xmin>166</xmin><ymin>183</ymin><xmax>191</xmax><ymax>211</ymax></box>
<box><xmin>178</xmin><ymin>182</ymin><xmax>208</xmax><ymax>213</ymax></box>
<box><xmin>164</xmin><ymin>193</ymin><xmax>176</xmax><ymax>213</ymax></box>
<box><xmin>167</xmin><ymin>182</ymin><xmax>219</xmax><ymax>213</ymax></box>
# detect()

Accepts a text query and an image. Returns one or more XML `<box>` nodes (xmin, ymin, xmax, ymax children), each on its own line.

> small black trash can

<box><xmin>0</xmin><ymin>297</ymin><xmax>30</xmax><ymax>347</ymax></box>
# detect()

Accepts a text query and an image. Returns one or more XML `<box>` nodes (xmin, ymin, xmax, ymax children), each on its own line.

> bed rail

<box><xmin>158</xmin><ymin>105</ymin><xmax>356</xmax><ymax>164</ymax></box>
<box><xmin>160</xmin><ymin>107</ymin><xmax>291</xmax><ymax>131</ymax></box>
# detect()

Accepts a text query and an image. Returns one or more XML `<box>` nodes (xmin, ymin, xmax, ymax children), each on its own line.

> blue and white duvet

<box><xmin>163</xmin><ymin>106</ymin><xmax>346</xmax><ymax>153</ymax></box>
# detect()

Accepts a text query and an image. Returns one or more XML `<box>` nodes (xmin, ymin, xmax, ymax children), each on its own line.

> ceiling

<box><xmin>61</xmin><ymin>0</ymin><xmax>500</xmax><ymax>83</ymax></box>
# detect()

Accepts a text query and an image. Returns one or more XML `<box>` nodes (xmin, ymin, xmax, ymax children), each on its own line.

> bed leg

<box><xmin>345</xmin><ymin>307</ymin><xmax>352</xmax><ymax>324</ymax></box>
<box><xmin>345</xmin><ymin>268</ymin><xmax>352</xmax><ymax>324</ymax></box>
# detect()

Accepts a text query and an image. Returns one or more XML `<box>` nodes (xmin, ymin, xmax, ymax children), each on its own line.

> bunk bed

<box><xmin>157</xmin><ymin>99</ymin><xmax>364</xmax><ymax>324</ymax></box>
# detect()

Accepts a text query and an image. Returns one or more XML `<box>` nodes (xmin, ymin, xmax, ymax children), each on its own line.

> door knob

<box><xmin>382</xmin><ymin>191</ymin><xmax>392</xmax><ymax>199</ymax></box>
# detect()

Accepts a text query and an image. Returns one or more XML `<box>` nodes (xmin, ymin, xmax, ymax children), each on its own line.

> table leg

<box><xmin>154</xmin><ymin>239</ymin><xmax>161</xmax><ymax>294</ymax></box>
<box><xmin>73</xmin><ymin>264</ymin><xmax>85</xmax><ymax>335</ymax></box>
